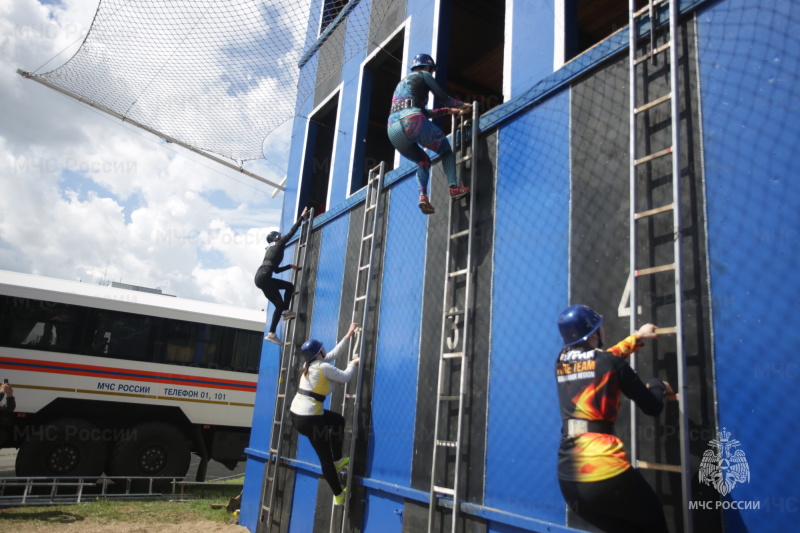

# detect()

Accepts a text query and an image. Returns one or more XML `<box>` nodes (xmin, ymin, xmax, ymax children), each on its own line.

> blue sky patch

<box><xmin>197</xmin><ymin>247</ymin><xmax>226</xmax><ymax>269</ymax></box>
<box><xmin>59</xmin><ymin>169</ymin><xmax>142</xmax><ymax>224</ymax></box>
<box><xmin>200</xmin><ymin>189</ymin><xmax>238</xmax><ymax>209</ymax></box>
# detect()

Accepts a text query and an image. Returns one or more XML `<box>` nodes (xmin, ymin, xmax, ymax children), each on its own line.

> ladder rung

<box><xmin>655</xmin><ymin>326</ymin><xmax>677</xmax><ymax>335</ymax></box>
<box><xmin>635</xmin><ymin>146</ymin><xmax>672</xmax><ymax>166</ymax></box>
<box><xmin>345</xmin><ymin>393</ymin><xmax>356</xmax><ymax>399</ymax></box>
<box><xmin>440</xmin><ymin>395</ymin><xmax>459</xmax><ymax>402</ymax></box>
<box><xmin>635</xmin><ymin>93</ymin><xmax>672</xmax><ymax>114</ymax></box>
<box><xmin>436</xmin><ymin>440</ymin><xmax>457</xmax><ymax>448</ymax></box>
<box><xmin>450</xmin><ymin>229</ymin><xmax>469</xmax><ymax>240</ymax></box>
<box><xmin>456</xmin><ymin>154</ymin><xmax>472</xmax><ymax>165</ymax></box>
<box><xmin>433</xmin><ymin>485</ymin><xmax>455</xmax><ymax>496</ymax></box>
<box><xmin>276</xmin><ymin>394</ymin><xmax>285</xmax><ymax>399</ymax></box>
<box><xmin>443</xmin><ymin>351</ymin><xmax>464</xmax><ymax>359</ymax></box>
<box><xmin>358</xmin><ymin>264</ymin><xmax>370</xmax><ymax>271</ymax></box>
<box><xmin>635</xmin><ymin>203</ymin><xmax>673</xmax><ymax>220</ymax></box>
<box><xmin>635</xmin><ymin>263</ymin><xmax>675</xmax><ymax>276</ymax></box>
<box><xmin>636</xmin><ymin>460</ymin><xmax>682</xmax><ymax>473</ymax></box>
<box><xmin>444</xmin><ymin>309</ymin><xmax>465</xmax><ymax>317</ymax></box>
<box><xmin>634</xmin><ymin>42</ymin><xmax>671</xmax><ymax>65</ymax></box>
<box><xmin>449</xmin><ymin>269</ymin><xmax>468</xmax><ymax>278</ymax></box>
<box><xmin>299</xmin><ymin>242</ymin><xmax>306</xmax><ymax>248</ymax></box>
<box><xmin>355</xmin><ymin>295</ymin><xmax>367</xmax><ymax>302</ymax></box>
<box><xmin>273</xmin><ymin>421</ymin><xmax>280</xmax><ymax>425</ymax></box>
<box><xmin>270</xmin><ymin>447</ymin><xmax>278</xmax><ymax>453</ymax></box>
<box><xmin>362</xmin><ymin>233</ymin><xmax>373</xmax><ymax>242</ymax></box>
<box><xmin>262</xmin><ymin>505</ymin><xmax>270</xmax><ymax>512</ymax></box>
<box><xmin>365</xmin><ymin>204</ymin><xmax>375</xmax><ymax>212</ymax></box>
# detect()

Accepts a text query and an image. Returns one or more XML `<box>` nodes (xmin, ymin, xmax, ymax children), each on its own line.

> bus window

<box><xmin>165</xmin><ymin>320</ymin><xmax>195</xmax><ymax>365</ymax></box>
<box><xmin>231</xmin><ymin>329</ymin><xmax>261</xmax><ymax>374</ymax></box>
<box><xmin>0</xmin><ymin>296</ymin><xmax>82</xmax><ymax>352</ymax></box>
<box><xmin>195</xmin><ymin>324</ymin><xmax>223</xmax><ymax>369</ymax></box>
<box><xmin>87</xmin><ymin>309</ymin><xmax>152</xmax><ymax>362</ymax></box>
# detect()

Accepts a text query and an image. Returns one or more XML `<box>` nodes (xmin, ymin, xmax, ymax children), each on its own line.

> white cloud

<box><xmin>0</xmin><ymin>0</ymin><xmax>290</xmax><ymax>312</ymax></box>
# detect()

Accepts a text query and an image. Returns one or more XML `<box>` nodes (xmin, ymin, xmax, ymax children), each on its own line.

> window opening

<box><xmin>442</xmin><ymin>0</ymin><xmax>505</xmax><ymax>127</ymax></box>
<box><xmin>351</xmin><ymin>32</ymin><xmax>404</xmax><ymax>194</ymax></box>
<box><xmin>299</xmin><ymin>96</ymin><xmax>339</xmax><ymax>215</ymax></box>
<box><xmin>566</xmin><ymin>0</ymin><xmax>648</xmax><ymax>61</ymax></box>
<box><xmin>320</xmin><ymin>0</ymin><xmax>349</xmax><ymax>34</ymax></box>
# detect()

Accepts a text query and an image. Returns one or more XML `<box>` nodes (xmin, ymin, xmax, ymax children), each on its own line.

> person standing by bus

<box><xmin>255</xmin><ymin>207</ymin><xmax>310</xmax><ymax>345</ymax></box>
<box><xmin>0</xmin><ymin>380</ymin><xmax>15</xmax><ymax>414</ymax></box>
<box><xmin>387</xmin><ymin>53</ymin><xmax>472</xmax><ymax>215</ymax></box>
<box><xmin>555</xmin><ymin>304</ymin><xmax>672</xmax><ymax>533</ymax></box>
<box><xmin>289</xmin><ymin>323</ymin><xmax>359</xmax><ymax>505</ymax></box>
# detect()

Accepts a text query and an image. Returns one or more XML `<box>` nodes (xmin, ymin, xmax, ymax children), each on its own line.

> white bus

<box><xmin>0</xmin><ymin>271</ymin><xmax>264</xmax><ymax>480</ymax></box>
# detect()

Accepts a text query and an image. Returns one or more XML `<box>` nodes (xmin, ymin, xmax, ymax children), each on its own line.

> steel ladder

<box><xmin>628</xmin><ymin>1</ymin><xmax>692</xmax><ymax>532</ymax></box>
<box><xmin>259</xmin><ymin>209</ymin><xmax>314</xmax><ymax>529</ymax></box>
<box><xmin>330</xmin><ymin>162</ymin><xmax>386</xmax><ymax>532</ymax></box>
<box><xmin>427</xmin><ymin>101</ymin><xmax>479</xmax><ymax>533</ymax></box>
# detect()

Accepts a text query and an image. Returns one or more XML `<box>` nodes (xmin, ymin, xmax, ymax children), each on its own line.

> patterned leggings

<box><xmin>387</xmin><ymin>113</ymin><xmax>457</xmax><ymax>192</ymax></box>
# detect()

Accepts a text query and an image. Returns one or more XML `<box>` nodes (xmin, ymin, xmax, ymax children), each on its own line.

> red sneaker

<box><xmin>419</xmin><ymin>195</ymin><xmax>435</xmax><ymax>215</ymax></box>
<box><xmin>449</xmin><ymin>186</ymin><xmax>470</xmax><ymax>199</ymax></box>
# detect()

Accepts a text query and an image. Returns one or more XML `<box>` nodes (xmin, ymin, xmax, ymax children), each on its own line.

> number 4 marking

<box><xmin>618</xmin><ymin>273</ymin><xmax>643</xmax><ymax>318</ymax></box>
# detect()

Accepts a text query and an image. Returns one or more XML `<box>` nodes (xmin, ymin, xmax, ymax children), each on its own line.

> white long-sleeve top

<box><xmin>289</xmin><ymin>335</ymin><xmax>357</xmax><ymax>416</ymax></box>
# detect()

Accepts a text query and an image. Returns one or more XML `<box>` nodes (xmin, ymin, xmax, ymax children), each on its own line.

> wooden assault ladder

<box><xmin>330</xmin><ymin>163</ymin><xmax>385</xmax><ymax>532</ymax></box>
<box><xmin>628</xmin><ymin>1</ymin><xmax>692</xmax><ymax>532</ymax></box>
<box><xmin>427</xmin><ymin>101</ymin><xmax>479</xmax><ymax>533</ymax></box>
<box><xmin>259</xmin><ymin>209</ymin><xmax>314</xmax><ymax>529</ymax></box>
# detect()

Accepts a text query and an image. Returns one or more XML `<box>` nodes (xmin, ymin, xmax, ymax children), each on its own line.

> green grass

<box><xmin>0</xmin><ymin>499</ymin><xmax>239</xmax><ymax>526</ymax></box>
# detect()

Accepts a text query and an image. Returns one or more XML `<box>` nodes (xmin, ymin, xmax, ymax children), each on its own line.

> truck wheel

<box><xmin>15</xmin><ymin>418</ymin><xmax>108</xmax><ymax>477</ymax></box>
<box><xmin>107</xmin><ymin>422</ymin><xmax>191</xmax><ymax>480</ymax></box>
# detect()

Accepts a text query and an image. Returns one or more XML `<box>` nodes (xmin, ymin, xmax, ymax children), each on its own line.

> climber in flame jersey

<box><xmin>555</xmin><ymin>304</ymin><xmax>671</xmax><ymax>533</ymax></box>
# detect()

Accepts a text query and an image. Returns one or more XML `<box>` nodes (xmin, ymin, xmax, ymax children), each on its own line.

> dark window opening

<box><xmin>300</xmin><ymin>96</ymin><xmax>339</xmax><ymax>216</ymax></box>
<box><xmin>566</xmin><ymin>0</ymin><xmax>648</xmax><ymax>61</ymax></box>
<box><xmin>351</xmin><ymin>32</ymin><xmax>404</xmax><ymax>194</ymax></box>
<box><xmin>320</xmin><ymin>0</ymin><xmax>349</xmax><ymax>34</ymax></box>
<box><xmin>441</xmin><ymin>0</ymin><xmax>505</xmax><ymax>124</ymax></box>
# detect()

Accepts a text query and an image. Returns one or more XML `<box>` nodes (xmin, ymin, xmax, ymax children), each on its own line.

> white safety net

<box><xmin>28</xmin><ymin>0</ymin><xmax>392</xmax><ymax>162</ymax></box>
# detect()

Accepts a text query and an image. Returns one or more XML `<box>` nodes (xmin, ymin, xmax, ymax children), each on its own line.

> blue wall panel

<box><xmin>289</xmin><ymin>471</ymin><xmax>321</xmax><ymax>532</ymax></box>
<box><xmin>328</xmin><ymin>1</ymin><xmax>371</xmax><ymax>206</ymax></box>
<box><xmin>240</xmin><ymin>456</ymin><xmax>267</xmax><ymax>531</ymax></box>
<box><xmin>363</xmin><ymin>489</ymin><xmax>406</xmax><ymax>532</ymax></box>
<box><xmin>508</xmin><ymin>0</ymin><xmax>556</xmax><ymax>98</ymax></box>
<box><xmin>296</xmin><ymin>216</ymin><xmax>351</xmax><ymax>464</ymax></box>
<box><xmin>697</xmin><ymin>0</ymin><xmax>800</xmax><ymax>530</ymax></box>
<box><xmin>368</xmin><ymin>177</ymin><xmax>427</xmax><ymax>485</ymax></box>
<box><xmin>485</xmin><ymin>92</ymin><xmax>570</xmax><ymax>525</ymax></box>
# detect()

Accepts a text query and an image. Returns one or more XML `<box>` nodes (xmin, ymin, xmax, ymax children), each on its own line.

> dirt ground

<box><xmin>9</xmin><ymin>522</ymin><xmax>249</xmax><ymax>532</ymax></box>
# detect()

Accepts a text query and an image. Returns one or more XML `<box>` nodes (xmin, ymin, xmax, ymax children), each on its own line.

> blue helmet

<box><xmin>411</xmin><ymin>53</ymin><xmax>436</xmax><ymax>71</ymax></box>
<box><xmin>301</xmin><ymin>339</ymin><xmax>324</xmax><ymax>363</ymax></box>
<box><xmin>558</xmin><ymin>305</ymin><xmax>603</xmax><ymax>346</ymax></box>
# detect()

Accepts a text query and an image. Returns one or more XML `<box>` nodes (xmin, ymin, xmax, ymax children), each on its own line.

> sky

<box><xmin>0</xmin><ymin>0</ymin><xmax>295</xmax><ymax>311</ymax></box>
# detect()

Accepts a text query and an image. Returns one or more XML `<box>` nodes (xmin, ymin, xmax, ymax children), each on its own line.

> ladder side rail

<box><xmin>264</xmin><ymin>210</ymin><xmax>314</xmax><ymax>526</ymax></box>
<box><xmin>339</xmin><ymin>163</ymin><xmax>385</xmax><ymax>532</ymax></box>
<box><xmin>668</xmin><ymin>1</ymin><xmax>692</xmax><ymax>531</ymax></box>
<box><xmin>427</xmin><ymin>114</ymin><xmax>462</xmax><ymax>531</ymax></box>
<box><xmin>628</xmin><ymin>0</ymin><xmax>641</xmax><ymax>465</ymax></box>
<box><xmin>449</xmin><ymin>101</ymin><xmax>480</xmax><ymax>533</ymax></box>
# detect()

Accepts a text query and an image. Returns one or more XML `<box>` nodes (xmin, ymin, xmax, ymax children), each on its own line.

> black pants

<box><xmin>292</xmin><ymin>410</ymin><xmax>345</xmax><ymax>495</ymax></box>
<box><xmin>254</xmin><ymin>269</ymin><xmax>294</xmax><ymax>334</ymax></box>
<box><xmin>559</xmin><ymin>468</ymin><xmax>669</xmax><ymax>533</ymax></box>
